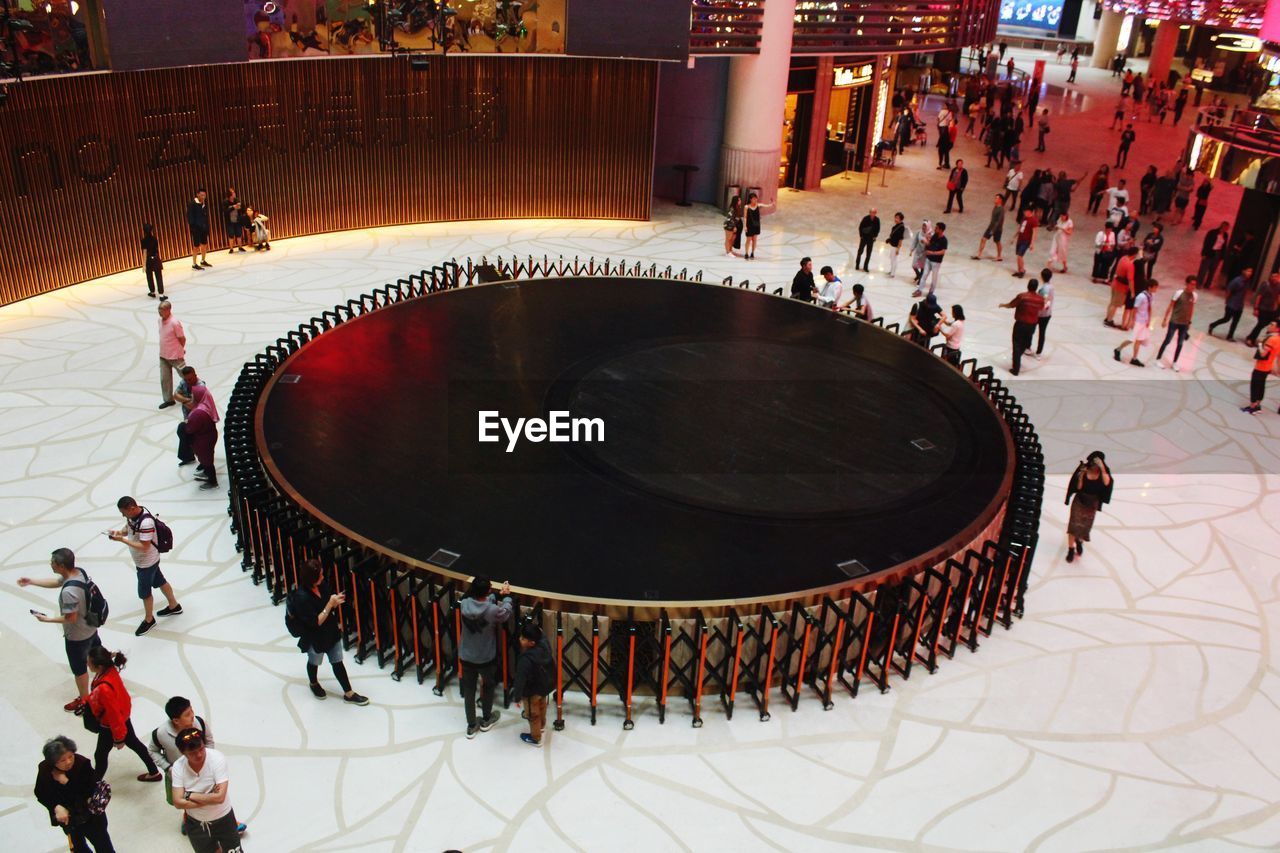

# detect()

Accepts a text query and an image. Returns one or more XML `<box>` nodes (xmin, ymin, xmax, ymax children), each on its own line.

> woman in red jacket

<box><xmin>86</xmin><ymin>646</ymin><xmax>162</xmax><ymax>783</ymax></box>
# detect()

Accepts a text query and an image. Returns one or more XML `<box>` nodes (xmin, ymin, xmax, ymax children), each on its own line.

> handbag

<box><xmin>81</xmin><ymin>701</ymin><xmax>102</xmax><ymax>735</ymax></box>
<box><xmin>85</xmin><ymin>780</ymin><xmax>112</xmax><ymax>816</ymax></box>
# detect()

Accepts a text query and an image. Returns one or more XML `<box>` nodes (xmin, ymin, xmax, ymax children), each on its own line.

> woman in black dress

<box><xmin>742</xmin><ymin>192</ymin><xmax>773</xmax><ymax>260</ymax></box>
<box><xmin>1065</xmin><ymin>451</ymin><xmax>1113</xmax><ymax>562</ymax></box>
<box><xmin>141</xmin><ymin>223</ymin><xmax>163</xmax><ymax>298</ymax></box>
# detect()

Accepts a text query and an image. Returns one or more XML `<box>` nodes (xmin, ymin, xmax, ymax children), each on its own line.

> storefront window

<box><xmin>1</xmin><ymin>0</ymin><xmax>98</xmax><ymax>76</ymax></box>
<box><xmin>244</xmin><ymin>0</ymin><xmax>567</xmax><ymax>60</ymax></box>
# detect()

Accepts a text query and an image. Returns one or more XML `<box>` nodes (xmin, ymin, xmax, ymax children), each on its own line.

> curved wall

<box><xmin>0</xmin><ymin>57</ymin><xmax>657</xmax><ymax>305</ymax></box>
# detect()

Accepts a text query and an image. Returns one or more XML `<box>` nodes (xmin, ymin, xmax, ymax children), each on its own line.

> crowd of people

<box><xmin>741</xmin><ymin>46</ymin><xmax>1280</xmax><ymax>409</ymax></box>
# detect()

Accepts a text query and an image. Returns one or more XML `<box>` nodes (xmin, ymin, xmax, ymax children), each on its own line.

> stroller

<box><xmin>913</xmin><ymin>119</ymin><xmax>929</xmax><ymax>146</ymax></box>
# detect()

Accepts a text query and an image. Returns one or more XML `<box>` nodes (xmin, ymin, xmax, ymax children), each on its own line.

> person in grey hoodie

<box><xmin>512</xmin><ymin>622</ymin><xmax>555</xmax><ymax>748</ymax></box>
<box><xmin>459</xmin><ymin>576</ymin><xmax>513</xmax><ymax>738</ymax></box>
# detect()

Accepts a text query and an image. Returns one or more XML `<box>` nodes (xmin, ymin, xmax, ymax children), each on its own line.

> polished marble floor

<box><xmin>2</xmin><ymin>50</ymin><xmax>1279</xmax><ymax>852</ymax></box>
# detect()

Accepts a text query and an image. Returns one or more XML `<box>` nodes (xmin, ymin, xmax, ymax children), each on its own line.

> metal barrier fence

<box><xmin>224</xmin><ymin>256</ymin><xmax>1043</xmax><ymax>727</ymax></box>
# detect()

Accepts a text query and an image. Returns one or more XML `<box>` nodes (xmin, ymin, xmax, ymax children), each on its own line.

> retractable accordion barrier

<box><xmin>225</xmin><ymin>257</ymin><xmax>1042</xmax><ymax>727</ymax></box>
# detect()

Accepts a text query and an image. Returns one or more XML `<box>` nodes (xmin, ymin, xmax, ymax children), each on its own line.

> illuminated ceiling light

<box><xmin>44</xmin><ymin>0</ymin><xmax>80</xmax><ymax>12</ymax></box>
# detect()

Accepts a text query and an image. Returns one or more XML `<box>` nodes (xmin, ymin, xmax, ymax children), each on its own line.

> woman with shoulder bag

<box><xmin>85</xmin><ymin>646</ymin><xmax>163</xmax><ymax>783</ymax></box>
<box><xmin>1064</xmin><ymin>451</ymin><xmax>1113</xmax><ymax>562</ymax></box>
<box><xmin>34</xmin><ymin>734</ymin><xmax>116</xmax><ymax>852</ymax></box>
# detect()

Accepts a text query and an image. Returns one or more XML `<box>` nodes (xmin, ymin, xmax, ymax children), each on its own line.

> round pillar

<box><xmin>1147</xmin><ymin>19</ymin><xmax>1179</xmax><ymax>87</ymax></box>
<box><xmin>720</xmin><ymin>0</ymin><xmax>797</xmax><ymax>209</ymax></box>
<box><xmin>1092</xmin><ymin>10</ymin><xmax>1124</xmax><ymax>69</ymax></box>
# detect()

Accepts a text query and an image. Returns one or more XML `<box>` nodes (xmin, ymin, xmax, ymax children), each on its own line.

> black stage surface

<box><xmin>258</xmin><ymin>277</ymin><xmax>1013</xmax><ymax>609</ymax></box>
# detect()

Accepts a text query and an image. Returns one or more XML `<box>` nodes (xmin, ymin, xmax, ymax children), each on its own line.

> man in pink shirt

<box><xmin>158</xmin><ymin>301</ymin><xmax>187</xmax><ymax>410</ymax></box>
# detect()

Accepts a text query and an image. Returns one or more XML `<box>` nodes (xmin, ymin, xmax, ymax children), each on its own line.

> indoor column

<box><xmin>1147</xmin><ymin>19</ymin><xmax>1179</xmax><ymax>86</ymax></box>
<box><xmin>1091</xmin><ymin>9</ymin><xmax>1124</xmax><ymax>68</ymax></box>
<box><xmin>720</xmin><ymin>0</ymin><xmax>797</xmax><ymax>208</ymax></box>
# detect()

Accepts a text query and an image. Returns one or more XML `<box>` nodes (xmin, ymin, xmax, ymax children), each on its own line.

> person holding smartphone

<box><xmin>1064</xmin><ymin>452</ymin><xmax>1114</xmax><ymax>562</ymax></box>
<box><xmin>17</xmin><ymin>548</ymin><xmax>102</xmax><ymax>715</ymax></box>
<box><xmin>286</xmin><ymin>559</ymin><xmax>368</xmax><ymax>706</ymax></box>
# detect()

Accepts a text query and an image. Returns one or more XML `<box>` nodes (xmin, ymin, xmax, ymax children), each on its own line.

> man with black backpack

<box><xmin>18</xmin><ymin>548</ymin><xmax>105</xmax><ymax>714</ymax></box>
<box><xmin>459</xmin><ymin>576</ymin><xmax>513</xmax><ymax>739</ymax></box>
<box><xmin>111</xmin><ymin>495</ymin><xmax>183</xmax><ymax>637</ymax></box>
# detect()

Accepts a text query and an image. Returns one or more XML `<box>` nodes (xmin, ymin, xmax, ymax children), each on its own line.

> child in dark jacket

<box><xmin>512</xmin><ymin>623</ymin><xmax>555</xmax><ymax>748</ymax></box>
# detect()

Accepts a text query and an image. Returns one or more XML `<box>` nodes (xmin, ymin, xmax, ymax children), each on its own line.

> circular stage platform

<box><xmin>256</xmin><ymin>276</ymin><xmax>1014</xmax><ymax>615</ymax></box>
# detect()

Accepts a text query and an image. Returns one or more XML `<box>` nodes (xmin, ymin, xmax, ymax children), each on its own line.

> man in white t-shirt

<box><xmin>1114</xmin><ymin>279</ymin><xmax>1160</xmax><ymax>367</ymax></box>
<box><xmin>1104</xmin><ymin>180</ymin><xmax>1129</xmax><ymax>213</ymax></box>
<box><xmin>171</xmin><ymin>727</ymin><xmax>243</xmax><ymax>853</ymax></box>
<box><xmin>110</xmin><ymin>495</ymin><xmax>182</xmax><ymax>637</ymax></box>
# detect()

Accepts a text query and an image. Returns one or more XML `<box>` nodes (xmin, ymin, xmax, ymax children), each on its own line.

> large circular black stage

<box><xmin>257</xmin><ymin>277</ymin><xmax>1013</xmax><ymax>610</ymax></box>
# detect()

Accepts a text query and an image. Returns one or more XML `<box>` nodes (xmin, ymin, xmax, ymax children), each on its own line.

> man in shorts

<box><xmin>186</xmin><ymin>188</ymin><xmax>211</xmax><ymax>271</ymax></box>
<box><xmin>972</xmin><ymin>194</ymin><xmax>1005</xmax><ymax>261</ymax></box>
<box><xmin>1115</xmin><ymin>279</ymin><xmax>1160</xmax><ymax>366</ymax></box>
<box><xmin>18</xmin><ymin>548</ymin><xmax>102</xmax><ymax>713</ymax></box>
<box><xmin>110</xmin><ymin>496</ymin><xmax>183</xmax><ymax>636</ymax></box>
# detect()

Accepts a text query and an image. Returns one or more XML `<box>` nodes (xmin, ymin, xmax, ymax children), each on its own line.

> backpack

<box><xmin>133</xmin><ymin>508</ymin><xmax>174</xmax><ymax>553</ymax></box>
<box><xmin>64</xmin><ymin>572</ymin><xmax>109</xmax><ymax>628</ymax></box>
<box><xmin>284</xmin><ymin>592</ymin><xmax>305</xmax><ymax>638</ymax></box>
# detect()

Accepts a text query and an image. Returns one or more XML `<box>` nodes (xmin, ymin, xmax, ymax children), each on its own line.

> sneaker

<box><xmin>1113</xmin><ymin>348</ymin><xmax>1121</xmax><ymax>362</ymax></box>
<box><xmin>64</xmin><ymin>696</ymin><xmax>84</xmax><ymax>713</ymax></box>
<box><xmin>1076</xmin><ymin>542</ymin><xmax>1083</xmax><ymax>555</ymax></box>
<box><xmin>1172</xmin><ymin>363</ymin><xmax>1181</xmax><ymax>373</ymax></box>
<box><xmin>156</xmin><ymin>604</ymin><xmax>183</xmax><ymax>617</ymax></box>
<box><xmin>200</xmin><ymin>261</ymin><xmax>212</xmax><ymax>268</ymax></box>
<box><xmin>194</xmin><ymin>471</ymin><xmax>211</xmax><ymax>481</ymax></box>
<box><xmin>1029</xmin><ymin>352</ymin><xmax>1041</xmax><ymax>360</ymax></box>
<box><xmin>1158</xmin><ymin>360</ymin><xmax>1168</xmax><ymax>370</ymax></box>
<box><xmin>147</xmin><ymin>292</ymin><xmax>156</xmax><ymax>298</ymax></box>
<box><xmin>135</xmin><ymin>619</ymin><xmax>156</xmax><ymax>636</ymax></box>
<box><xmin>479</xmin><ymin>710</ymin><xmax>501</xmax><ymax>732</ymax></box>
<box><xmin>199</xmin><ymin>480</ymin><xmax>220</xmax><ymax>491</ymax></box>
<box><xmin>138</xmin><ymin>771</ymin><xmax>163</xmax><ymax>783</ymax></box>
<box><xmin>309</xmin><ymin>682</ymin><xmax>327</xmax><ymax>699</ymax></box>
<box><xmin>343</xmin><ymin>692</ymin><xmax>370</xmax><ymax>706</ymax></box>
<box><xmin>178</xmin><ymin>458</ymin><xmax>195</xmax><ymax>467</ymax></box>
<box><xmin>191</xmin><ymin>265</ymin><xmax>201</xmax><ymax>271</ymax></box>
<box><xmin>1130</xmin><ymin>359</ymin><xmax>1145</xmax><ymax>367</ymax></box>
<box><xmin>520</xmin><ymin>733</ymin><xmax>542</xmax><ymax>748</ymax></box>
<box><xmin>158</xmin><ymin>401</ymin><xmax>176</xmax><ymax>409</ymax></box>
<box><xmin>237</xmin><ymin>247</ymin><xmax>247</xmax><ymax>253</ymax></box>
<box><xmin>1241</xmin><ymin>405</ymin><xmax>1259</xmax><ymax>414</ymax></box>
<box><xmin>1066</xmin><ymin>549</ymin><xmax>1075</xmax><ymax>563</ymax></box>
<box><xmin>466</xmin><ymin>724</ymin><xmax>479</xmax><ymax>739</ymax></box>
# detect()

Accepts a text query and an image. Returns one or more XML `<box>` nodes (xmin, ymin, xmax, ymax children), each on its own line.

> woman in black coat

<box><xmin>34</xmin><ymin>735</ymin><xmax>115</xmax><ymax>852</ymax></box>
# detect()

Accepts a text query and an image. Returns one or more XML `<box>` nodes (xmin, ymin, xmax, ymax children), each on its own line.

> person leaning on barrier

<box><xmin>459</xmin><ymin>576</ymin><xmax>513</xmax><ymax>739</ymax></box>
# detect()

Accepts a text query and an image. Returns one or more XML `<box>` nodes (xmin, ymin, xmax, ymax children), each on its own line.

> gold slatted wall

<box><xmin>0</xmin><ymin>57</ymin><xmax>657</xmax><ymax>305</ymax></box>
